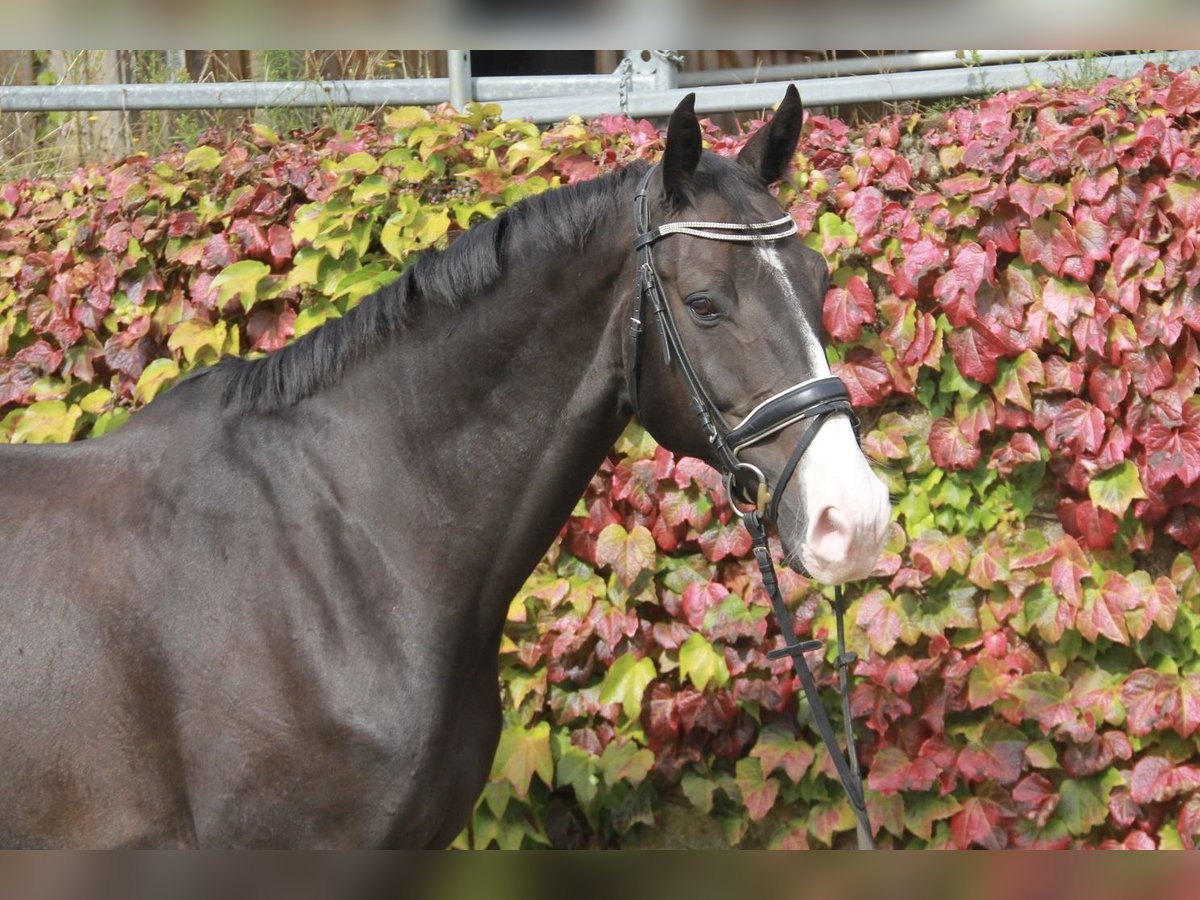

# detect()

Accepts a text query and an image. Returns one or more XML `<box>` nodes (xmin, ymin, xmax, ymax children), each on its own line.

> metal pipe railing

<box><xmin>496</xmin><ymin>51</ymin><xmax>1200</xmax><ymax>123</ymax></box>
<box><xmin>0</xmin><ymin>51</ymin><xmax>1193</xmax><ymax>119</ymax></box>
<box><xmin>677</xmin><ymin>50</ymin><xmax>1067</xmax><ymax>87</ymax></box>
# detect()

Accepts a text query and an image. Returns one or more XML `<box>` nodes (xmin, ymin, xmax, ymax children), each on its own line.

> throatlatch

<box><xmin>625</xmin><ymin>166</ymin><xmax>874</xmax><ymax>849</ymax></box>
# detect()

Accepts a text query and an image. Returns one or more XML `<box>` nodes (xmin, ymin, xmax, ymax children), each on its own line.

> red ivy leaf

<box><xmin>823</xmin><ymin>274</ymin><xmax>877</xmax><ymax>342</ymax></box>
<box><xmin>946</xmin><ymin>322</ymin><xmax>1008</xmax><ymax>383</ymax></box>
<box><xmin>247</xmin><ymin>305</ymin><xmax>297</xmax><ymax>352</ymax></box>
<box><xmin>950</xmin><ymin>793</ymin><xmax>1010</xmax><ymax>850</ymax></box>
<box><xmin>956</xmin><ymin>722</ymin><xmax>1027</xmax><ymax>786</ymax></box>
<box><xmin>928</xmin><ymin>417</ymin><xmax>980</xmax><ymax>471</ymax></box>
<box><xmin>933</xmin><ymin>241</ymin><xmax>995</xmax><ymax>327</ymax></box>
<box><xmin>696</xmin><ymin>517</ymin><xmax>751</xmax><ymax>563</ymax></box>
<box><xmin>832</xmin><ymin>348</ymin><xmax>893</xmax><ymax>406</ymax></box>
<box><xmin>855</xmin><ymin>588</ymin><xmax>903</xmax><ymax>655</ymax></box>
<box><xmin>1129</xmin><ymin>756</ymin><xmax>1200</xmax><ymax>805</ymax></box>
<box><xmin>865</xmin><ymin>746</ymin><xmax>938</xmax><ymax>795</ymax></box>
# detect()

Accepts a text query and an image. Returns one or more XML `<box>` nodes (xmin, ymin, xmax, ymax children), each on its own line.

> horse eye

<box><xmin>686</xmin><ymin>296</ymin><xmax>720</xmax><ymax>320</ymax></box>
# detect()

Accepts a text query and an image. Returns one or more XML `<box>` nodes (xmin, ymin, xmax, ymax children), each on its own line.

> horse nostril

<box><xmin>807</xmin><ymin>505</ymin><xmax>852</xmax><ymax>562</ymax></box>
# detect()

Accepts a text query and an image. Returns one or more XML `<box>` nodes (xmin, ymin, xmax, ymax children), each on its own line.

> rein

<box><xmin>625</xmin><ymin>167</ymin><xmax>874</xmax><ymax>849</ymax></box>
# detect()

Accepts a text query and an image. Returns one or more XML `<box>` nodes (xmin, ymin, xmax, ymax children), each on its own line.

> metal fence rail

<box><xmin>497</xmin><ymin>51</ymin><xmax>1200</xmax><ymax>123</ymax></box>
<box><xmin>676</xmin><ymin>50</ymin><xmax>1063</xmax><ymax>87</ymax></box>
<box><xmin>1</xmin><ymin>50</ymin><xmax>1196</xmax><ymax>122</ymax></box>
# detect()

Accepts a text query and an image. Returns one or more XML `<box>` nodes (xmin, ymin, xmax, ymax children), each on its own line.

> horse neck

<box><xmin>319</xmin><ymin>187</ymin><xmax>636</xmax><ymax>631</ymax></box>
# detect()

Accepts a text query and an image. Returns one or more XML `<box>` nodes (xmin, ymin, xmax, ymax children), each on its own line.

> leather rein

<box><xmin>624</xmin><ymin>166</ymin><xmax>874</xmax><ymax>849</ymax></box>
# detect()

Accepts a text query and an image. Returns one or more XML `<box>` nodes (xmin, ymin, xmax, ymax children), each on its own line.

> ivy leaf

<box><xmin>946</xmin><ymin>322</ymin><xmax>1007</xmax><ymax>384</ymax></box>
<box><xmin>695</xmin><ymin>518</ymin><xmax>751</xmax><ymax>562</ymax></box>
<box><xmin>950</xmin><ymin>793</ymin><xmax>1010</xmax><ymax>850</ymax></box>
<box><xmin>993</xmin><ymin>351</ymin><xmax>1044</xmax><ymax>411</ymax></box>
<box><xmin>554</xmin><ymin>734</ymin><xmax>597</xmax><ymax>806</ymax></box>
<box><xmin>597</xmin><ymin>652</ymin><xmax>656</xmax><ymax>718</ymax></box>
<box><xmin>1055</xmin><ymin>778</ymin><xmax>1107</xmax><ymax>836</ymax></box>
<box><xmin>750</xmin><ymin>723</ymin><xmax>815</xmax><ymax>783</ymax></box>
<box><xmin>1076</xmin><ymin>585</ymin><xmax>1131</xmax><ymax>645</ymax></box>
<box><xmin>1121</xmin><ymin>669</ymin><xmax>1173</xmax><ymax>737</ymax></box>
<box><xmin>678</xmin><ymin>632</ymin><xmax>730</xmax><ymax>692</ymax></box>
<box><xmin>1008</xmin><ymin>672</ymin><xmax>1076</xmax><ymax>733</ymax></box>
<box><xmin>928</xmin><ymin>417</ymin><xmax>980</xmax><ymax>471</ymax></box>
<box><xmin>808</xmin><ymin>799</ymin><xmax>856</xmax><ymax>848</ymax></box>
<box><xmin>183</xmin><ymin>145</ymin><xmax>224</xmax><ymax>173</ymax></box>
<box><xmin>293</xmin><ymin>300</ymin><xmax>341</xmax><ymax>338</ymax></box>
<box><xmin>903</xmin><ymin>792</ymin><xmax>961</xmax><ymax>841</ymax></box>
<box><xmin>865</xmin><ymin>746</ymin><xmax>938</xmax><ymax>794</ymax></box>
<box><xmin>734</xmin><ymin>757</ymin><xmax>780</xmax><ymax>822</ymax></box>
<box><xmin>855</xmin><ymin>588</ymin><xmax>904</xmax><ymax>655</ymax></box>
<box><xmin>211</xmin><ymin>259</ymin><xmax>270</xmax><ymax>314</ymax></box>
<box><xmin>595</xmin><ymin>523</ymin><xmax>655</xmax><ymax>587</ymax></box>
<box><xmin>659</xmin><ymin>486</ymin><xmax>713</xmax><ymax>531</ymax></box>
<box><xmin>167</xmin><ymin>318</ymin><xmax>228</xmax><ymax>365</ymax></box>
<box><xmin>681</xmin><ymin>771</ymin><xmax>715</xmax><ymax>814</ymax></box>
<box><xmin>490</xmin><ymin>721</ymin><xmax>552</xmax><ymax>800</ymax></box>
<box><xmin>1129</xmin><ymin>756</ymin><xmax>1200</xmax><ymax>805</ymax></box>
<box><xmin>957</xmin><ymin>722</ymin><xmax>1028</xmax><ymax>786</ymax></box>
<box><xmin>823</xmin><ymin>272</ymin><xmax>876</xmax><ymax>342</ymax></box>
<box><xmin>933</xmin><ymin>240</ymin><xmax>994</xmax><ymax>327</ymax></box>
<box><xmin>832</xmin><ymin>348</ymin><xmax>893</xmax><ymax>407</ymax></box>
<box><xmin>1042</xmin><ymin>276</ymin><xmax>1095</xmax><ymax>329</ymax></box>
<box><xmin>10</xmin><ymin>399</ymin><xmax>81</xmax><ymax>444</ymax></box>
<box><xmin>597</xmin><ymin>740</ymin><xmax>654</xmax><ymax>787</ymax></box>
<box><xmin>910</xmin><ymin>529</ymin><xmax>971</xmax><ymax>579</ymax></box>
<box><xmin>1087</xmin><ymin>461</ymin><xmax>1146</xmax><ymax>518</ymax></box>
<box><xmin>133</xmin><ymin>357</ymin><xmax>181</xmax><ymax>404</ymax></box>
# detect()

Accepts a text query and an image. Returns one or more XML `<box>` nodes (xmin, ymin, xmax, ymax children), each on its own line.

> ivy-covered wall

<box><xmin>3</xmin><ymin>65</ymin><xmax>1200</xmax><ymax>849</ymax></box>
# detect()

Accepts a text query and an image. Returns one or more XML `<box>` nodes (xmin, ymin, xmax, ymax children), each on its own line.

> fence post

<box><xmin>623</xmin><ymin>51</ymin><xmax>680</xmax><ymax>111</ymax></box>
<box><xmin>447</xmin><ymin>50</ymin><xmax>472</xmax><ymax>111</ymax></box>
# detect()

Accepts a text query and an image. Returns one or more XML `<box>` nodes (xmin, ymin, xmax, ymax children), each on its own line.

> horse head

<box><xmin>627</xmin><ymin>88</ymin><xmax>891</xmax><ymax>585</ymax></box>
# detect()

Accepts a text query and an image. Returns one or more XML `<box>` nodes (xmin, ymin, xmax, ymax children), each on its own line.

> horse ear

<box><xmin>737</xmin><ymin>84</ymin><xmax>804</xmax><ymax>184</ymax></box>
<box><xmin>662</xmin><ymin>93</ymin><xmax>702</xmax><ymax>206</ymax></box>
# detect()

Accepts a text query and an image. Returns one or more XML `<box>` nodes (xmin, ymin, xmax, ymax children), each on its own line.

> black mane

<box><xmin>217</xmin><ymin>160</ymin><xmax>651</xmax><ymax>411</ymax></box>
<box><xmin>217</xmin><ymin>153</ymin><xmax>768</xmax><ymax>412</ymax></box>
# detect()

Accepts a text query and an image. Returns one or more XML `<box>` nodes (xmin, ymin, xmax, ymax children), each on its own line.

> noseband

<box><xmin>624</xmin><ymin>166</ymin><xmax>874</xmax><ymax>848</ymax></box>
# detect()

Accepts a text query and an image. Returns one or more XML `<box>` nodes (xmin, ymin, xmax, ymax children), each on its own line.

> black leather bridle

<box><xmin>625</xmin><ymin>166</ymin><xmax>874</xmax><ymax>849</ymax></box>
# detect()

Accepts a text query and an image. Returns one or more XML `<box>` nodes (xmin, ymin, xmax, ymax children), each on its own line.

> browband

<box><xmin>633</xmin><ymin>214</ymin><xmax>798</xmax><ymax>250</ymax></box>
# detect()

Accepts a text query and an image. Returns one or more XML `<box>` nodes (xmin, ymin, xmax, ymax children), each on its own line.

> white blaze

<box><xmin>756</xmin><ymin>245</ymin><xmax>892</xmax><ymax>584</ymax></box>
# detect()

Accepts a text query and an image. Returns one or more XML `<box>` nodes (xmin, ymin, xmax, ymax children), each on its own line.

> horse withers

<box><xmin>0</xmin><ymin>88</ymin><xmax>889</xmax><ymax>847</ymax></box>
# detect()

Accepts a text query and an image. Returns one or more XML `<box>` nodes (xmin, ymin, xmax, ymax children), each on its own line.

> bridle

<box><xmin>625</xmin><ymin>166</ymin><xmax>874</xmax><ymax>849</ymax></box>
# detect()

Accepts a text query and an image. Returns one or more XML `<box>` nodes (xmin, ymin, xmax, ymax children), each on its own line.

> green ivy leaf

<box><xmin>554</xmin><ymin>737</ymin><xmax>599</xmax><ymax>808</ymax></box>
<box><xmin>90</xmin><ymin>407</ymin><xmax>130</xmax><ymax>438</ymax></box>
<box><xmin>598</xmin><ymin>740</ymin><xmax>654</xmax><ymax>787</ymax></box>
<box><xmin>211</xmin><ymin>260</ymin><xmax>270</xmax><ymax>314</ymax></box>
<box><xmin>680</xmin><ymin>771</ymin><xmax>715</xmax><ymax>814</ymax></box>
<box><xmin>167</xmin><ymin>318</ymin><xmax>228</xmax><ymax>365</ymax></box>
<box><xmin>678</xmin><ymin>632</ymin><xmax>730</xmax><ymax>692</ymax></box>
<box><xmin>328</xmin><ymin>265</ymin><xmax>402</xmax><ymax>306</ymax></box>
<box><xmin>489</xmin><ymin>721</ymin><xmax>552</xmax><ymax>800</ymax></box>
<box><xmin>78</xmin><ymin>387</ymin><xmax>112</xmax><ymax>415</ymax></box>
<box><xmin>11</xmin><ymin>400</ymin><xmax>81</xmax><ymax>444</ymax></box>
<box><xmin>134</xmin><ymin>358</ymin><xmax>181</xmax><ymax>404</ymax></box>
<box><xmin>293</xmin><ymin>300</ymin><xmax>341</xmax><ymax>338</ymax></box>
<box><xmin>1055</xmin><ymin>778</ymin><xmax>1107</xmax><ymax>836</ymax></box>
<box><xmin>1087</xmin><ymin>461</ymin><xmax>1147</xmax><ymax>518</ymax></box>
<box><xmin>903</xmin><ymin>793</ymin><xmax>962</xmax><ymax>841</ymax></box>
<box><xmin>598</xmin><ymin>652</ymin><xmax>656</xmax><ymax>718</ymax></box>
<box><xmin>334</xmin><ymin>151</ymin><xmax>379</xmax><ymax>175</ymax></box>
<box><xmin>183</xmin><ymin>145</ymin><xmax>223</xmax><ymax>173</ymax></box>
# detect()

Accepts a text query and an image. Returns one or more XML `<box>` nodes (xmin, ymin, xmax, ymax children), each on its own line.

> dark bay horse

<box><xmin>0</xmin><ymin>89</ymin><xmax>889</xmax><ymax>847</ymax></box>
